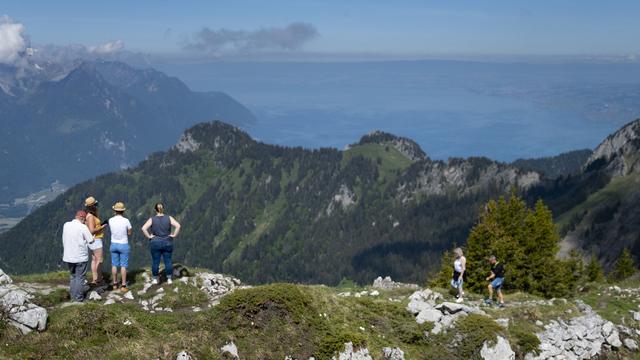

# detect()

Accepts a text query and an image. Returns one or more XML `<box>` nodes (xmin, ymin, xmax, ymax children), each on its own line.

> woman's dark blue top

<box><xmin>151</xmin><ymin>215</ymin><xmax>171</xmax><ymax>240</ymax></box>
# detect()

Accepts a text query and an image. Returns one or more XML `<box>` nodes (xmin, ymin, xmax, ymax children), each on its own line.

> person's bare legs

<box><xmin>91</xmin><ymin>249</ymin><xmax>103</xmax><ymax>283</ymax></box>
<box><xmin>487</xmin><ymin>284</ymin><xmax>494</xmax><ymax>301</ymax></box>
<box><xmin>111</xmin><ymin>266</ymin><xmax>118</xmax><ymax>286</ymax></box>
<box><xmin>497</xmin><ymin>289</ymin><xmax>504</xmax><ymax>304</ymax></box>
<box><xmin>120</xmin><ymin>267</ymin><xmax>127</xmax><ymax>287</ymax></box>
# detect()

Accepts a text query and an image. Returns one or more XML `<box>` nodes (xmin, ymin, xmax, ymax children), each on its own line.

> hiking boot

<box><xmin>167</xmin><ymin>278</ymin><xmax>173</xmax><ymax>285</ymax></box>
<box><xmin>119</xmin><ymin>285</ymin><xmax>129</xmax><ymax>293</ymax></box>
<box><xmin>111</xmin><ymin>283</ymin><xmax>119</xmax><ymax>291</ymax></box>
<box><xmin>151</xmin><ymin>278</ymin><xmax>158</xmax><ymax>285</ymax></box>
<box><xmin>484</xmin><ymin>298</ymin><xmax>493</xmax><ymax>305</ymax></box>
<box><xmin>497</xmin><ymin>303</ymin><xmax>505</xmax><ymax>308</ymax></box>
<box><xmin>455</xmin><ymin>297</ymin><xmax>464</xmax><ymax>303</ymax></box>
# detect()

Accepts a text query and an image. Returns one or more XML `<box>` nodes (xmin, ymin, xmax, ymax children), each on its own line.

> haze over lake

<box><xmin>159</xmin><ymin>60</ymin><xmax>640</xmax><ymax>161</ymax></box>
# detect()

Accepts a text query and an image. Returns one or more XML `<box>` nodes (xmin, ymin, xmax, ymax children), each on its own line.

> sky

<box><xmin>1</xmin><ymin>0</ymin><xmax>640</xmax><ymax>60</ymax></box>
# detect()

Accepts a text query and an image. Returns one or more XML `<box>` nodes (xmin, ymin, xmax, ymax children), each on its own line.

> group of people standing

<box><xmin>62</xmin><ymin>197</ymin><xmax>181</xmax><ymax>302</ymax></box>
<box><xmin>450</xmin><ymin>248</ymin><xmax>505</xmax><ymax>307</ymax></box>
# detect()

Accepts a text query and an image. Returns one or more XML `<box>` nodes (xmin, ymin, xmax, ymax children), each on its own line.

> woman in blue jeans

<box><xmin>141</xmin><ymin>203</ymin><xmax>181</xmax><ymax>285</ymax></box>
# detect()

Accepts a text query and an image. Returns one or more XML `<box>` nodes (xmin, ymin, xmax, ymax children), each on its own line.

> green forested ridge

<box><xmin>512</xmin><ymin>149</ymin><xmax>592</xmax><ymax>178</ymax></box>
<box><xmin>0</xmin><ymin>121</ymin><xmax>536</xmax><ymax>285</ymax></box>
<box><xmin>4</xmin><ymin>119</ymin><xmax>640</xmax><ymax>284</ymax></box>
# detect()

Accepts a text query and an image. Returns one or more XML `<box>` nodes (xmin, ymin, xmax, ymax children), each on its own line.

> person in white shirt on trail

<box><xmin>108</xmin><ymin>202</ymin><xmax>132</xmax><ymax>293</ymax></box>
<box><xmin>62</xmin><ymin>210</ymin><xmax>94</xmax><ymax>302</ymax></box>
<box><xmin>451</xmin><ymin>247</ymin><xmax>466</xmax><ymax>303</ymax></box>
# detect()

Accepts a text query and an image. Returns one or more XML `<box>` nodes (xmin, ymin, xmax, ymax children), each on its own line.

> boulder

<box><xmin>0</xmin><ymin>269</ymin><xmax>12</xmax><ymax>285</ymax></box>
<box><xmin>416</xmin><ymin>308</ymin><xmax>443</xmax><ymax>324</ymax></box>
<box><xmin>333</xmin><ymin>342</ymin><xmax>372</xmax><ymax>360</ymax></box>
<box><xmin>88</xmin><ymin>291</ymin><xmax>101</xmax><ymax>301</ymax></box>
<box><xmin>382</xmin><ymin>347</ymin><xmax>404</xmax><ymax>360</ymax></box>
<box><xmin>0</xmin><ymin>283</ymin><xmax>48</xmax><ymax>334</ymax></box>
<box><xmin>176</xmin><ymin>350</ymin><xmax>192</xmax><ymax>360</ymax></box>
<box><xmin>480</xmin><ymin>336</ymin><xmax>515</xmax><ymax>360</ymax></box>
<box><xmin>606</xmin><ymin>331</ymin><xmax>622</xmax><ymax>348</ymax></box>
<box><xmin>624</xmin><ymin>338</ymin><xmax>638</xmax><ymax>351</ymax></box>
<box><xmin>221</xmin><ymin>341</ymin><xmax>239</xmax><ymax>359</ymax></box>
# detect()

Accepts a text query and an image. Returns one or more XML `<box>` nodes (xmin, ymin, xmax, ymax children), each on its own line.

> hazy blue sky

<box><xmin>1</xmin><ymin>1</ymin><xmax>640</xmax><ymax>58</ymax></box>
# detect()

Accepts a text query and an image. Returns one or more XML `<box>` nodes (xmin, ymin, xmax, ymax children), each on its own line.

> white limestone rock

<box><xmin>333</xmin><ymin>342</ymin><xmax>372</xmax><ymax>360</ymax></box>
<box><xmin>0</xmin><ymin>269</ymin><xmax>12</xmax><ymax>285</ymax></box>
<box><xmin>480</xmin><ymin>336</ymin><xmax>515</xmax><ymax>360</ymax></box>
<box><xmin>88</xmin><ymin>291</ymin><xmax>101</xmax><ymax>301</ymax></box>
<box><xmin>624</xmin><ymin>338</ymin><xmax>638</xmax><ymax>351</ymax></box>
<box><xmin>382</xmin><ymin>347</ymin><xmax>404</xmax><ymax>360</ymax></box>
<box><xmin>8</xmin><ymin>304</ymin><xmax>47</xmax><ymax>332</ymax></box>
<box><xmin>176</xmin><ymin>350</ymin><xmax>193</xmax><ymax>360</ymax></box>
<box><xmin>221</xmin><ymin>341</ymin><xmax>239</xmax><ymax>359</ymax></box>
<box><xmin>416</xmin><ymin>308</ymin><xmax>443</xmax><ymax>324</ymax></box>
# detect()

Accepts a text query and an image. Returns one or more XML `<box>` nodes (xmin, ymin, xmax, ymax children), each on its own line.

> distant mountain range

<box><xmin>0</xmin><ymin>60</ymin><xmax>255</xmax><ymax>207</ymax></box>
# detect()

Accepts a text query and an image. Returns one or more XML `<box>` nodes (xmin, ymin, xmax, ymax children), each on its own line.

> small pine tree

<box><xmin>429</xmin><ymin>250</ymin><xmax>454</xmax><ymax>288</ymax></box>
<box><xmin>611</xmin><ymin>248</ymin><xmax>636</xmax><ymax>281</ymax></box>
<box><xmin>585</xmin><ymin>251</ymin><xmax>604</xmax><ymax>282</ymax></box>
<box><xmin>567</xmin><ymin>249</ymin><xmax>584</xmax><ymax>284</ymax></box>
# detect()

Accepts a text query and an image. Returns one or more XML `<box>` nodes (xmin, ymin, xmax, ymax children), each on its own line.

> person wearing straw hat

<box><xmin>108</xmin><ymin>201</ymin><xmax>132</xmax><ymax>292</ymax></box>
<box><xmin>85</xmin><ymin>196</ymin><xmax>106</xmax><ymax>285</ymax></box>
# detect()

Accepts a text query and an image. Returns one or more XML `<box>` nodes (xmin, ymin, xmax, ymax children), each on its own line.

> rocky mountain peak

<box><xmin>584</xmin><ymin>119</ymin><xmax>640</xmax><ymax>176</ymax></box>
<box><xmin>174</xmin><ymin>121</ymin><xmax>254</xmax><ymax>153</ymax></box>
<box><xmin>357</xmin><ymin>130</ymin><xmax>428</xmax><ymax>161</ymax></box>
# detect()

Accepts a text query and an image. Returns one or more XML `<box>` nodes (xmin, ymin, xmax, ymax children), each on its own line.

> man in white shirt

<box><xmin>62</xmin><ymin>210</ymin><xmax>94</xmax><ymax>302</ymax></box>
<box><xmin>108</xmin><ymin>202</ymin><xmax>132</xmax><ymax>292</ymax></box>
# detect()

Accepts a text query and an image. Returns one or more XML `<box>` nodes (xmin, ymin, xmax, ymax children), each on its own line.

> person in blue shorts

<box><xmin>108</xmin><ymin>202</ymin><xmax>132</xmax><ymax>293</ymax></box>
<box><xmin>485</xmin><ymin>255</ymin><xmax>505</xmax><ymax>307</ymax></box>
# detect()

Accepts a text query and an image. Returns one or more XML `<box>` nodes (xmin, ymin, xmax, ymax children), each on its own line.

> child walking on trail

<box><xmin>485</xmin><ymin>255</ymin><xmax>505</xmax><ymax>308</ymax></box>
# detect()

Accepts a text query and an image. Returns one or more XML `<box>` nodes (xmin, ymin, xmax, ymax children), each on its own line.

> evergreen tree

<box><xmin>567</xmin><ymin>249</ymin><xmax>584</xmax><ymax>285</ymax></box>
<box><xmin>611</xmin><ymin>248</ymin><xmax>636</xmax><ymax>281</ymax></box>
<box><xmin>465</xmin><ymin>192</ymin><xmax>573</xmax><ymax>297</ymax></box>
<box><xmin>585</xmin><ymin>250</ymin><xmax>604</xmax><ymax>282</ymax></box>
<box><xmin>429</xmin><ymin>250</ymin><xmax>454</xmax><ymax>288</ymax></box>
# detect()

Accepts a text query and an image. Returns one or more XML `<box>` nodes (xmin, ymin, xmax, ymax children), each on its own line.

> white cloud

<box><xmin>184</xmin><ymin>22</ymin><xmax>319</xmax><ymax>55</ymax></box>
<box><xmin>89</xmin><ymin>40</ymin><xmax>124</xmax><ymax>55</ymax></box>
<box><xmin>0</xmin><ymin>16</ymin><xmax>28</xmax><ymax>64</ymax></box>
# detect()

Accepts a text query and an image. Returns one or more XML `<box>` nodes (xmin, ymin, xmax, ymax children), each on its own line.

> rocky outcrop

<box><xmin>372</xmin><ymin>276</ymin><xmax>419</xmax><ymax>290</ymax></box>
<box><xmin>406</xmin><ymin>289</ymin><xmax>485</xmax><ymax>334</ymax></box>
<box><xmin>333</xmin><ymin>342</ymin><xmax>373</xmax><ymax>360</ymax></box>
<box><xmin>480</xmin><ymin>336</ymin><xmax>515</xmax><ymax>360</ymax></box>
<box><xmin>194</xmin><ymin>272</ymin><xmax>244</xmax><ymax>305</ymax></box>
<box><xmin>0</xmin><ymin>269</ymin><xmax>48</xmax><ymax>334</ymax></box>
<box><xmin>326</xmin><ymin>184</ymin><xmax>357</xmax><ymax>215</ymax></box>
<box><xmin>397</xmin><ymin>159</ymin><xmax>541</xmax><ymax>202</ymax></box>
<box><xmin>584</xmin><ymin>119</ymin><xmax>640</xmax><ymax>176</ymax></box>
<box><xmin>527</xmin><ymin>301</ymin><xmax>624</xmax><ymax>359</ymax></box>
<box><xmin>175</xmin><ymin>133</ymin><xmax>201</xmax><ymax>153</ymax></box>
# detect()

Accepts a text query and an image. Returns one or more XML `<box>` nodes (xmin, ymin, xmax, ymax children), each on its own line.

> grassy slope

<box><xmin>556</xmin><ymin>173</ymin><xmax>640</xmax><ymax>231</ymax></box>
<box><xmin>3</xmin><ymin>270</ymin><xmax>640</xmax><ymax>359</ymax></box>
<box><xmin>343</xmin><ymin>143</ymin><xmax>413</xmax><ymax>181</ymax></box>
